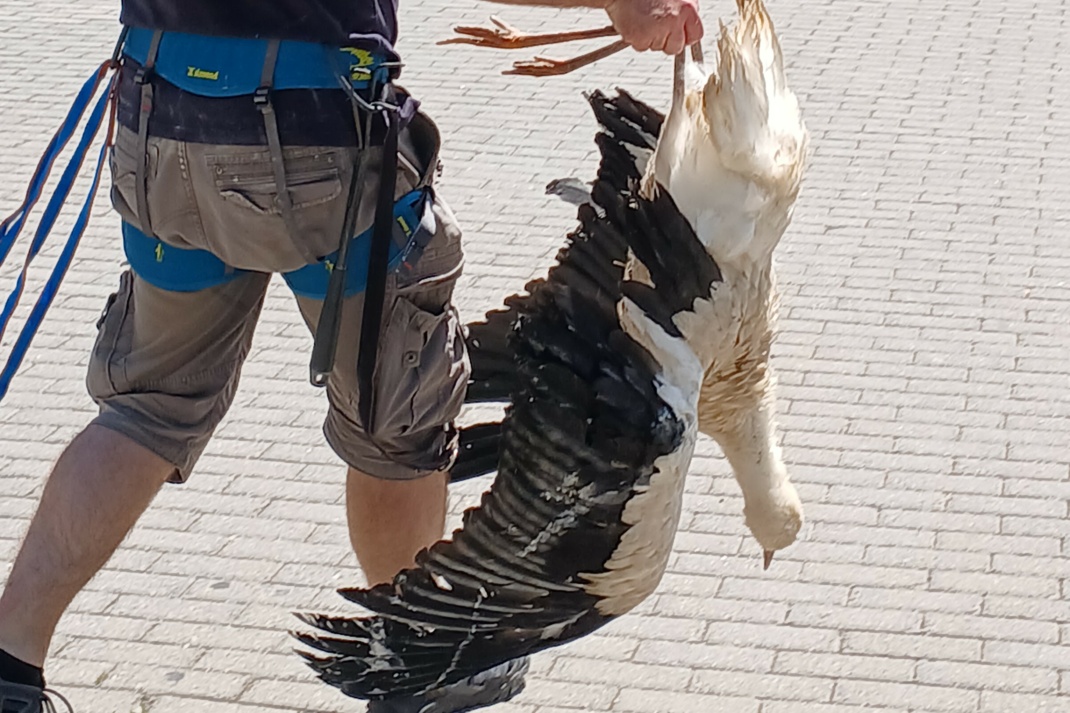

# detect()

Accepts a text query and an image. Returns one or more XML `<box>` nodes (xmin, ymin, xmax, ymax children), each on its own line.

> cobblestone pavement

<box><xmin>0</xmin><ymin>0</ymin><xmax>1068</xmax><ymax>711</ymax></box>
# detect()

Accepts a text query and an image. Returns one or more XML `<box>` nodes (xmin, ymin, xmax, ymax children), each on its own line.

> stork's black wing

<box><xmin>454</xmin><ymin>90</ymin><xmax>665</xmax><ymax>482</ymax></box>
<box><xmin>294</xmin><ymin>89</ymin><xmax>721</xmax><ymax>701</ymax></box>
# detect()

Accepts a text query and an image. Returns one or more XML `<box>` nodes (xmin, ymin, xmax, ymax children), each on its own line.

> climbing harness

<box><xmin>121</xmin><ymin>27</ymin><xmax>426</xmax><ymax>407</ymax></box>
<box><xmin>0</xmin><ymin>31</ymin><xmax>127</xmax><ymax>403</ymax></box>
<box><xmin>0</xmin><ymin>26</ymin><xmax>432</xmax><ymax>406</ymax></box>
<box><xmin>121</xmin><ymin>27</ymin><xmax>400</xmax><ymax>259</ymax></box>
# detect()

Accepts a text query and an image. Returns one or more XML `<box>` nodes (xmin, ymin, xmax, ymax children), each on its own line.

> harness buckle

<box><xmin>253</xmin><ymin>86</ymin><xmax>272</xmax><ymax>109</ymax></box>
<box><xmin>133</xmin><ymin>66</ymin><xmax>151</xmax><ymax>85</ymax></box>
<box><xmin>336</xmin><ymin>76</ymin><xmax>400</xmax><ymax>115</ymax></box>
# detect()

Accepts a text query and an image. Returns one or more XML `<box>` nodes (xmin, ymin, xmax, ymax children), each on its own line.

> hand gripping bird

<box><xmin>295</xmin><ymin>0</ymin><xmax>809</xmax><ymax>702</ymax></box>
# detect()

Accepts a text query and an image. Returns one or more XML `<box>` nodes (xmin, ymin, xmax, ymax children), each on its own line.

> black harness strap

<box><xmin>255</xmin><ymin>39</ymin><xmax>316</xmax><ymax>264</ymax></box>
<box><xmin>309</xmin><ymin>88</ymin><xmax>375</xmax><ymax>387</ymax></box>
<box><xmin>133</xmin><ymin>29</ymin><xmax>162</xmax><ymax>236</ymax></box>
<box><xmin>355</xmin><ymin>96</ymin><xmax>399</xmax><ymax>431</ymax></box>
<box><xmin>310</xmin><ymin>71</ymin><xmax>404</xmax><ymax>434</ymax></box>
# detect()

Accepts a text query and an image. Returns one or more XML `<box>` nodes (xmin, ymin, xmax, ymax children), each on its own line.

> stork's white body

<box><xmin>643</xmin><ymin>0</ymin><xmax>810</xmax><ymax>555</ymax></box>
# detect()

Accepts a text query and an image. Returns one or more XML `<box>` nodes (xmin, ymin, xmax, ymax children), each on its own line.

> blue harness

<box><xmin>119</xmin><ymin>27</ymin><xmax>432</xmax><ymax>296</ymax></box>
<box><xmin>122</xmin><ymin>27</ymin><xmax>389</xmax><ymax>95</ymax></box>
<box><xmin>0</xmin><ymin>27</ymin><xmax>429</xmax><ymax>403</ymax></box>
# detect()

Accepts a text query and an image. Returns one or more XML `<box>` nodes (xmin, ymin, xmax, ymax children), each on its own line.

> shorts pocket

<box><xmin>193</xmin><ymin>145</ymin><xmax>355</xmax><ymax>269</ymax></box>
<box><xmin>87</xmin><ymin>270</ymin><xmax>136</xmax><ymax>400</ymax></box>
<box><xmin>369</xmin><ymin>295</ymin><xmax>468</xmax><ymax>465</ymax></box>
<box><xmin>207</xmin><ymin>147</ymin><xmax>345</xmax><ymax>216</ymax></box>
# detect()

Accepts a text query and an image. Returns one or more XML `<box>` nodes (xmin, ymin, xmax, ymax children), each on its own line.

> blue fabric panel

<box><xmin>284</xmin><ymin>189</ymin><xmax>432</xmax><ymax>299</ymax></box>
<box><xmin>123</xmin><ymin>27</ymin><xmax>388</xmax><ymax>97</ymax></box>
<box><xmin>122</xmin><ymin>222</ymin><xmax>247</xmax><ymax>292</ymax></box>
<box><xmin>122</xmin><ymin>189</ymin><xmax>432</xmax><ymax>298</ymax></box>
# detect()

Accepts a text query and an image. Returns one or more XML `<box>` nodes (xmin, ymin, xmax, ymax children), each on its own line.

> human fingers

<box><xmin>682</xmin><ymin>4</ymin><xmax>704</xmax><ymax>45</ymax></box>
<box><xmin>660</xmin><ymin>25</ymin><xmax>686</xmax><ymax>55</ymax></box>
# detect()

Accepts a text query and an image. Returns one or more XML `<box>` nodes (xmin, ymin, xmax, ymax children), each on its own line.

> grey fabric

<box><xmin>90</xmin><ymin>114</ymin><xmax>466</xmax><ymax>482</ymax></box>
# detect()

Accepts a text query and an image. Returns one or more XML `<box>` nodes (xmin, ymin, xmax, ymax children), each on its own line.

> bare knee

<box><xmin>347</xmin><ymin>467</ymin><xmax>448</xmax><ymax>506</ymax></box>
<box><xmin>345</xmin><ymin>468</ymin><xmax>448</xmax><ymax>586</ymax></box>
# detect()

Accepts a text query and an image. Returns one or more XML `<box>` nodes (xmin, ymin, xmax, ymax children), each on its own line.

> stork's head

<box><xmin>744</xmin><ymin>476</ymin><xmax>804</xmax><ymax>564</ymax></box>
<box><xmin>647</xmin><ymin>0</ymin><xmax>808</xmax><ymax>269</ymax></box>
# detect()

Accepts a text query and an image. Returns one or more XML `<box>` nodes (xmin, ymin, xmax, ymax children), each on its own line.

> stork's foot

<box><xmin>505</xmin><ymin>39</ymin><xmax>630</xmax><ymax>77</ymax></box>
<box><xmin>441</xmin><ymin>16</ymin><xmax>618</xmax><ymax>50</ymax></box>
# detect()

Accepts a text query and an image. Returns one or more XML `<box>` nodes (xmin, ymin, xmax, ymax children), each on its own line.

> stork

<box><xmin>295</xmin><ymin>0</ymin><xmax>809</xmax><ymax>702</ymax></box>
<box><xmin>457</xmin><ymin>0</ymin><xmax>807</xmax><ymax>565</ymax></box>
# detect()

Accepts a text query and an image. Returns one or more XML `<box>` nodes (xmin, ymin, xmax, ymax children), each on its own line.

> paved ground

<box><xmin>1</xmin><ymin>0</ymin><xmax>1068</xmax><ymax>711</ymax></box>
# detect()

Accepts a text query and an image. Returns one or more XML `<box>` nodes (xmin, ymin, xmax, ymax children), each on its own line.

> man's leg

<box><xmin>294</xmin><ymin>192</ymin><xmax>528</xmax><ymax>710</ymax></box>
<box><xmin>0</xmin><ymin>269</ymin><xmax>268</xmax><ymax>686</ymax></box>
<box><xmin>346</xmin><ymin>468</ymin><xmax>448</xmax><ymax>586</ymax></box>
<box><xmin>0</xmin><ymin>426</ymin><xmax>173</xmax><ymax>667</ymax></box>
<box><xmin>292</xmin><ymin>181</ymin><xmax>467</xmax><ymax>588</ymax></box>
<box><xmin>294</xmin><ymin>286</ymin><xmax>459</xmax><ymax>587</ymax></box>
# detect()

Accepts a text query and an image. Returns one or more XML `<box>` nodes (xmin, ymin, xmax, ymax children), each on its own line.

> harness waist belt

<box><xmin>122</xmin><ymin>26</ymin><xmax>389</xmax><ymax>97</ymax></box>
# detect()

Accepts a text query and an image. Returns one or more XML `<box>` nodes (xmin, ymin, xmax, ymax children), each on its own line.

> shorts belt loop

<box><xmin>255</xmin><ymin>39</ymin><xmax>316</xmax><ymax>264</ymax></box>
<box><xmin>134</xmin><ymin>29</ymin><xmax>162</xmax><ymax>237</ymax></box>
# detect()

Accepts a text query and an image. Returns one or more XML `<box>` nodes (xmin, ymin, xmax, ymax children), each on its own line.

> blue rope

<box><xmin>0</xmin><ymin>66</ymin><xmax>115</xmax><ymax>402</ymax></box>
<box><xmin>0</xmin><ymin>69</ymin><xmax>107</xmax><ymax>267</ymax></box>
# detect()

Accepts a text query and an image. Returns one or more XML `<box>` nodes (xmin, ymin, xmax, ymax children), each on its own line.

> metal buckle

<box><xmin>336</xmin><ymin>77</ymin><xmax>398</xmax><ymax>114</ymax></box>
<box><xmin>336</xmin><ymin>62</ymin><xmax>404</xmax><ymax>114</ymax></box>
<box><xmin>253</xmin><ymin>86</ymin><xmax>271</xmax><ymax>109</ymax></box>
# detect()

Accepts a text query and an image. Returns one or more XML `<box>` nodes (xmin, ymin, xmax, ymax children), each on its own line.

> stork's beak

<box><xmin>763</xmin><ymin>550</ymin><xmax>775</xmax><ymax>570</ymax></box>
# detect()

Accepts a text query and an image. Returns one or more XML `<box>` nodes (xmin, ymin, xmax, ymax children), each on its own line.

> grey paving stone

<box><xmin>1</xmin><ymin>0</ymin><xmax>1069</xmax><ymax>710</ymax></box>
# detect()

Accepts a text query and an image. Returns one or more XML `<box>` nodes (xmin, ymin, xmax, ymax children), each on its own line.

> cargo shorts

<box><xmin>87</xmin><ymin>112</ymin><xmax>469</xmax><ymax>483</ymax></box>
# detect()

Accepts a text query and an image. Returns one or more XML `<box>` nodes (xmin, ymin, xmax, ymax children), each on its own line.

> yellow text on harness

<box><xmin>341</xmin><ymin>48</ymin><xmax>376</xmax><ymax>81</ymax></box>
<box><xmin>186</xmin><ymin>66</ymin><xmax>220</xmax><ymax>81</ymax></box>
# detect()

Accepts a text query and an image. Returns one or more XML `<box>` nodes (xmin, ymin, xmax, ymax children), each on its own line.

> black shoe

<box><xmin>0</xmin><ymin>678</ymin><xmax>71</xmax><ymax>713</ymax></box>
<box><xmin>366</xmin><ymin>657</ymin><xmax>529</xmax><ymax>713</ymax></box>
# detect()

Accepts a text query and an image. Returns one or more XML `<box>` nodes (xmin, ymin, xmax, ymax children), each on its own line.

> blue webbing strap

<box><xmin>0</xmin><ymin>62</ymin><xmax>118</xmax><ymax>402</ymax></box>
<box><xmin>0</xmin><ymin>67</ymin><xmax>110</xmax><ymax>268</ymax></box>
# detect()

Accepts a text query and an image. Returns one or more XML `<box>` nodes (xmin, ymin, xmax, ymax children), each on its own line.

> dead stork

<box><xmin>458</xmin><ymin>0</ymin><xmax>807</xmax><ymax>566</ymax></box>
<box><xmin>295</xmin><ymin>0</ymin><xmax>809</xmax><ymax>702</ymax></box>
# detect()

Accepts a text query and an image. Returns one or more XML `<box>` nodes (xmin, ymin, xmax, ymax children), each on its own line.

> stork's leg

<box><xmin>671</xmin><ymin>43</ymin><xmax>707</xmax><ymax>106</ymax></box>
<box><xmin>672</xmin><ymin>51</ymin><xmax>686</xmax><ymax>109</ymax></box>
<box><xmin>441</xmin><ymin>16</ymin><xmax>618</xmax><ymax>49</ymax></box>
<box><xmin>504</xmin><ymin>39</ymin><xmax>630</xmax><ymax>77</ymax></box>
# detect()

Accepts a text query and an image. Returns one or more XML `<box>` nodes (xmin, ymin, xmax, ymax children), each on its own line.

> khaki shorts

<box><xmin>87</xmin><ymin>116</ymin><xmax>469</xmax><ymax>483</ymax></box>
